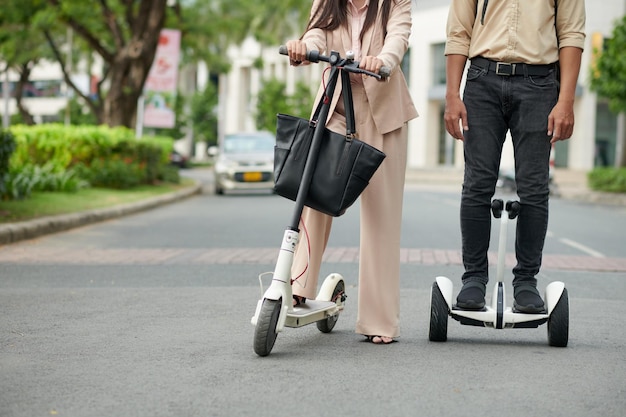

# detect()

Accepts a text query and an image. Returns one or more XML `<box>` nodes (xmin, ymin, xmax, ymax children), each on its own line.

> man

<box><xmin>444</xmin><ymin>0</ymin><xmax>585</xmax><ymax>312</ymax></box>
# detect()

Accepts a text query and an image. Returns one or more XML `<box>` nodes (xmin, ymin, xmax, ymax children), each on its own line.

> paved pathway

<box><xmin>2</xmin><ymin>245</ymin><xmax>626</xmax><ymax>272</ymax></box>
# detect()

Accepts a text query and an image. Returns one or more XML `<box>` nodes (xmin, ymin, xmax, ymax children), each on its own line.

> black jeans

<box><xmin>460</xmin><ymin>62</ymin><xmax>559</xmax><ymax>287</ymax></box>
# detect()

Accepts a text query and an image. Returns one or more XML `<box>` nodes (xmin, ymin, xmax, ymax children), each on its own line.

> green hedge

<box><xmin>8</xmin><ymin>124</ymin><xmax>176</xmax><ymax>189</ymax></box>
<box><xmin>0</xmin><ymin>129</ymin><xmax>16</xmax><ymax>197</ymax></box>
<box><xmin>588</xmin><ymin>167</ymin><xmax>626</xmax><ymax>193</ymax></box>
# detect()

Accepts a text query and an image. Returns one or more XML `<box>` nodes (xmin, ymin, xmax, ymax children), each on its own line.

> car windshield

<box><xmin>223</xmin><ymin>134</ymin><xmax>274</xmax><ymax>154</ymax></box>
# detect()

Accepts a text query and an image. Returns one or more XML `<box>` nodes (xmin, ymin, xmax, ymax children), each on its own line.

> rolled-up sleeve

<box><xmin>445</xmin><ymin>0</ymin><xmax>477</xmax><ymax>56</ymax></box>
<box><xmin>556</xmin><ymin>0</ymin><xmax>586</xmax><ymax>50</ymax></box>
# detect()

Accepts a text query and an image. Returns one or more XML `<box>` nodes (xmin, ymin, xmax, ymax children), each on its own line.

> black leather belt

<box><xmin>471</xmin><ymin>56</ymin><xmax>557</xmax><ymax>76</ymax></box>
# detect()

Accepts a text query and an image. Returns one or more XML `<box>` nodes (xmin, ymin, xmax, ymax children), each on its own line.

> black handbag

<box><xmin>273</xmin><ymin>70</ymin><xmax>386</xmax><ymax>217</ymax></box>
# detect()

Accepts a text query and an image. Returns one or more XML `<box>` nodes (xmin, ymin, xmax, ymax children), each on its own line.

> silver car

<box><xmin>209</xmin><ymin>132</ymin><xmax>275</xmax><ymax>194</ymax></box>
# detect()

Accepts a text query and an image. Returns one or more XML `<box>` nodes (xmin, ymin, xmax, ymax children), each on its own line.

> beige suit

<box><xmin>291</xmin><ymin>0</ymin><xmax>418</xmax><ymax>338</ymax></box>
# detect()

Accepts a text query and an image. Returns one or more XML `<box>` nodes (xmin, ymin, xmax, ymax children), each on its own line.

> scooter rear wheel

<box><xmin>253</xmin><ymin>298</ymin><xmax>282</xmax><ymax>356</ymax></box>
<box><xmin>429</xmin><ymin>282</ymin><xmax>449</xmax><ymax>342</ymax></box>
<box><xmin>317</xmin><ymin>279</ymin><xmax>345</xmax><ymax>333</ymax></box>
<box><xmin>548</xmin><ymin>288</ymin><xmax>569</xmax><ymax>347</ymax></box>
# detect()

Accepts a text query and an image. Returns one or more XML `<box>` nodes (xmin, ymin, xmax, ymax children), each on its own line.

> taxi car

<box><xmin>208</xmin><ymin>131</ymin><xmax>275</xmax><ymax>194</ymax></box>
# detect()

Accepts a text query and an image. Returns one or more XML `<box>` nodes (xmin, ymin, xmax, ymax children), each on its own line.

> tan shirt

<box><xmin>445</xmin><ymin>0</ymin><xmax>586</xmax><ymax>64</ymax></box>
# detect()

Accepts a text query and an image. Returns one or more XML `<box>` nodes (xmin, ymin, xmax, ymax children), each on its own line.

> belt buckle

<box><xmin>495</xmin><ymin>62</ymin><xmax>515</xmax><ymax>76</ymax></box>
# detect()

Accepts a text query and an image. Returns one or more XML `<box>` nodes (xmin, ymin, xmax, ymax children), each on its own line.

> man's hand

<box><xmin>548</xmin><ymin>100</ymin><xmax>575</xmax><ymax>144</ymax></box>
<box><xmin>444</xmin><ymin>95</ymin><xmax>468</xmax><ymax>141</ymax></box>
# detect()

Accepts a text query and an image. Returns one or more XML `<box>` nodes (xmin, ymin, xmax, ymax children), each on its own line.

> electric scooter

<box><xmin>428</xmin><ymin>199</ymin><xmax>569</xmax><ymax>347</ymax></box>
<box><xmin>251</xmin><ymin>47</ymin><xmax>390</xmax><ymax>357</ymax></box>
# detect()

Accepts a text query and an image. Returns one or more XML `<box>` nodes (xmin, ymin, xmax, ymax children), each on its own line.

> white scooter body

<box><xmin>429</xmin><ymin>200</ymin><xmax>569</xmax><ymax>346</ymax></box>
<box><xmin>250</xmin><ymin>222</ymin><xmax>346</xmax><ymax>357</ymax></box>
<box><xmin>250</xmin><ymin>230</ymin><xmax>345</xmax><ymax>332</ymax></box>
<box><xmin>251</xmin><ymin>48</ymin><xmax>385</xmax><ymax>356</ymax></box>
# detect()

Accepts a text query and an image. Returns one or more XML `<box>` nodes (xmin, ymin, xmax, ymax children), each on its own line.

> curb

<box><xmin>1</xmin><ymin>171</ymin><xmax>624</xmax><ymax>246</ymax></box>
<box><xmin>0</xmin><ymin>182</ymin><xmax>202</xmax><ymax>245</ymax></box>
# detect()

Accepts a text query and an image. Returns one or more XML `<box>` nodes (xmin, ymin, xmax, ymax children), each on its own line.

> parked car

<box><xmin>169</xmin><ymin>150</ymin><xmax>189</xmax><ymax>168</ymax></box>
<box><xmin>208</xmin><ymin>132</ymin><xmax>275</xmax><ymax>195</ymax></box>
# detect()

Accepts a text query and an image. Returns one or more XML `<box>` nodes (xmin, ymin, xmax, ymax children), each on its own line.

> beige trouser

<box><xmin>291</xmin><ymin>83</ymin><xmax>408</xmax><ymax>338</ymax></box>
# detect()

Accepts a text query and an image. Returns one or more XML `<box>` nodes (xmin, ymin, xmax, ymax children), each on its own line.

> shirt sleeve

<box><xmin>556</xmin><ymin>0</ymin><xmax>586</xmax><ymax>50</ymax></box>
<box><xmin>445</xmin><ymin>0</ymin><xmax>478</xmax><ymax>56</ymax></box>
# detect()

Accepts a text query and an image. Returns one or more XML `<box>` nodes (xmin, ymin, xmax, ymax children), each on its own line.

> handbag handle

<box><xmin>310</xmin><ymin>68</ymin><xmax>357</xmax><ymax>138</ymax></box>
<box><xmin>340</xmin><ymin>70</ymin><xmax>357</xmax><ymax>137</ymax></box>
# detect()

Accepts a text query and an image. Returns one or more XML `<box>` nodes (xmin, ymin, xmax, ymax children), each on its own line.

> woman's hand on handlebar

<box><xmin>359</xmin><ymin>56</ymin><xmax>385</xmax><ymax>76</ymax></box>
<box><xmin>285</xmin><ymin>40</ymin><xmax>308</xmax><ymax>66</ymax></box>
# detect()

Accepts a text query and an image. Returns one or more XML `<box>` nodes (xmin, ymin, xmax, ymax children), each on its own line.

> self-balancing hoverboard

<box><xmin>429</xmin><ymin>199</ymin><xmax>569</xmax><ymax>347</ymax></box>
<box><xmin>251</xmin><ymin>47</ymin><xmax>390</xmax><ymax>357</ymax></box>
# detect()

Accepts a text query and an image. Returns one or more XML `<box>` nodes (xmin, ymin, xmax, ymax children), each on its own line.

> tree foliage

<box><xmin>1</xmin><ymin>0</ymin><xmax>312</xmax><ymax>129</ymax></box>
<box><xmin>33</xmin><ymin>0</ymin><xmax>172</xmax><ymax>128</ymax></box>
<box><xmin>590</xmin><ymin>15</ymin><xmax>626</xmax><ymax>114</ymax></box>
<box><xmin>190</xmin><ymin>81</ymin><xmax>218</xmax><ymax>146</ymax></box>
<box><xmin>0</xmin><ymin>0</ymin><xmax>55</xmax><ymax>125</ymax></box>
<box><xmin>255</xmin><ymin>79</ymin><xmax>314</xmax><ymax>134</ymax></box>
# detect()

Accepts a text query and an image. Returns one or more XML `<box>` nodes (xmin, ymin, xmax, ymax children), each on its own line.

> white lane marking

<box><xmin>558</xmin><ymin>238</ymin><xmax>606</xmax><ymax>258</ymax></box>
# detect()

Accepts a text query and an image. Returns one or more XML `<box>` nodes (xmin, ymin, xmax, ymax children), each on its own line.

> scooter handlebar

<box><xmin>279</xmin><ymin>45</ymin><xmax>390</xmax><ymax>79</ymax></box>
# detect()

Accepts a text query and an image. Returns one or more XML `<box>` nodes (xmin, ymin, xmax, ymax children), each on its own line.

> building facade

<box><xmin>222</xmin><ymin>0</ymin><xmax>626</xmax><ymax>172</ymax></box>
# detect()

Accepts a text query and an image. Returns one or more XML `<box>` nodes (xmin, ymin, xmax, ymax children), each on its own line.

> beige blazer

<box><xmin>302</xmin><ymin>0</ymin><xmax>418</xmax><ymax>135</ymax></box>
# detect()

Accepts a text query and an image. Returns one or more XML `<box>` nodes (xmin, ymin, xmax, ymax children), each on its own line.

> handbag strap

<box><xmin>310</xmin><ymin>67</ymin><xmax>357</xmax><ymax>137</ymax></box>
<box><xmin>340</xmin><ymin>70</ymin><xmax>357</xmax><ymax>137</ymax></box>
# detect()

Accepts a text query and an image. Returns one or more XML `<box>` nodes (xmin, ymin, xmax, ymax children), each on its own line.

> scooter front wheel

<box><xmin>429</xmin><ymin>282</ymin><xmax>449</xmax><ymax>342</ymax></box>
<box><xmin>253</xmin><ymin>298</ymin><xmax>282</xmax><ymax>356</ymax></box>
<box><xmin>316</xmin><ymin>279</ymin><xmax>345</xmax><ymax>333</ymax></box>
<box><xmin>548</xmin><ymin>288</ymin><xmax>569</xmax><ymax>347</ymax></box>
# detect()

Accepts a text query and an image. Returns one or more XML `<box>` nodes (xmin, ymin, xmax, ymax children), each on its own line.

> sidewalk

<box><xmin>0</xmin><ymin>167</ymin><xmax>624</xmax><ymax>246</ymax></box>
<box><xmin>406</xmin><ymin>167</ymin><xmax>626</xmax><ymax>205</ymax></box>
<box><xmin>0</xmin><ymin>182</ymin><xmax>202</xmax><ymax>245</ymax></box>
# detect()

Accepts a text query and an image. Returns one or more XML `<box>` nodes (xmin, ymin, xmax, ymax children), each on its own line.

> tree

<box><xmin>0</xmin><ymin>0</ymin><xmax>53</xmax><ymax>125</ymax></box>
<box><xmin>33</xmin><ymin>0</ymin><xmax>172</xmax><ymax>128</ymax></box>
<box><xmin>190</xmin><ymin>81</ymin><xmax>218</xmax><ymax>146</ymax></box>
<box><xmin>591</xmin><ymin>15</ymin><xmax>626</xmax><ymax>114</ymax></box>
<box><xmin>3</xmin><ymin>0</ymin><xmax>312</xmax><ymax>129</ymax></box>
<box><xmin>255</xmin><ymin>78</ymin><xmax>313</xmax><ymax>134</ymax></box>
<box><xmin>590</xmin><ymin>15</ymin><xmax>626</xmax><ymax>167</ymax></box>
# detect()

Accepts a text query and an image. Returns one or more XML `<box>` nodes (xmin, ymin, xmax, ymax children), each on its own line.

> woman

<box><xmin>285</xmin><ymin>0</ymin><xmax>417</xmax><ymax>344</ymax></box>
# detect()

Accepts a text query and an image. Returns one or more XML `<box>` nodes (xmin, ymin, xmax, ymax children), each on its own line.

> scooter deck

<box><xmin>285</xmin><ymin>299</ymin><xmax>342</xmax><ymax>328</ymax></box>
<box><xmin>450</xmin><ymin>306</ymin><xmax>548</xmax><ymax>329</ymax></box>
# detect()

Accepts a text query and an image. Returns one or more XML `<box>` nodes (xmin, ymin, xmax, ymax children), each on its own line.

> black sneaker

<box><xmin>456</xmin><ymin>281</ymin><xmax>486</xmax><ymax>310</ymax></box>
<box><xmin>513</xmin><ymin>285</ymin><xmax>546</xmax><ymax>313</ymax></box>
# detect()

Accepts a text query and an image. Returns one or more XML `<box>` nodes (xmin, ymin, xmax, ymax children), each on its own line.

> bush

<box><xmin>7</xmin><ymin>124</ymin><xmax>176</xmax><ymax>196</ymax></box>
<box><xmin>588</xmin><ymin>167</ymin><xmax>626</xmax><ymax>193</ymax></box>
<box><xmin>2</xmin><ymin>163</ymin><xmax>88</xmax><ymax>200</ymax></box>
<box><xmin>158</xmin><ymin>165</ymin><xmax>181</xmax><ymax>184</ymax></box>
<box><xmin>0</xmin><ymin>129</ymin><xmax>16</xmax><ymax>197</ymax></box>
<box><xmin>74</xmin><ymin>158</ymin><xmax>143</xmax><ymax>189</ymax></box>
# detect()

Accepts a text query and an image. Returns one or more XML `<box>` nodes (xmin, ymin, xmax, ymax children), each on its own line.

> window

<box><xmin>432</xmin><ymin>42</ymin><xmax>446</xmax><ymax>86</ymax></box>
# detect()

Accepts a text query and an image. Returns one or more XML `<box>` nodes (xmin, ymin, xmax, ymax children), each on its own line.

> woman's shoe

<box><xmin>365</xmin><ymin>335</ymin><xmax>395</xmax><ymax>344</ymax></box>
<box><xmin>292</xmin><ymin>295</ymin><xmax>306</xmax><ymax>307</ymax></box>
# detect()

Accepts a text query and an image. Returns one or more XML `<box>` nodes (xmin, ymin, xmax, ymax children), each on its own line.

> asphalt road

<box><xmin>1</xmin><ymin>170</ymin><xmax>625</xmax><ymax>417</ymax></box>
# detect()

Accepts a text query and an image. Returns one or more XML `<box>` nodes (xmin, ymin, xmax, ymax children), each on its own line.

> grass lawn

<box><xmin>0</xmin><ymin>179</ymin><xmax>196</xmax><ymax>224</ymax></box>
